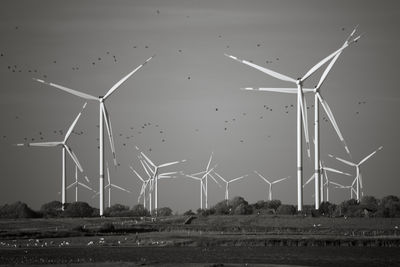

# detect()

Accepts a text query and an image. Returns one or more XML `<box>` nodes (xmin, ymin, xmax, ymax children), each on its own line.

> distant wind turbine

<box><xmin>213</xmin><ymin>172</ymin><xmax>248</xmax><ymax>202</ymax></box>
<box><xmin>16</xmin><ymin>102</ymin><xmax>87</xmax><ymax>210</ymax></box>
<box><xmin>136</xmin><ymin>147</ymin><xmax>185</xmax><ymax>216</ymax></box>
<box><xmin>329</xmin><ymin>146</ymin><xmax>383</xmax><ymax>201</ymax></box>
<box><xmin>254</xmin><ymin>171</ymin><xmax>290</xmax><ymax>201</ymax></box>
<box><xmin>34</xmin><ymin>56</ymin><xmax>154</xmax><ymax>216</ymax></box>
<box><xmin>66</xmin><ymin>165</ymin><xmax>95</xmax><ymax>202</ymax></box>
<box><xmin>185</xmin><ymin>152</ymin><xmax>221</xmax><ymax>209</ymax></box>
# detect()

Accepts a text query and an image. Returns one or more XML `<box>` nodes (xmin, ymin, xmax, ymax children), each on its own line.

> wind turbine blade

<box><xmin>298</xmin><ymin>88</ymin><xmax>311</xmax><ymax>157</ymax></box>
<box><xmin>84</xmin><ymin>175</ymin><xmax>90</xmax><ymax>184</ymax></box>
<box><xmin>329</xmin><ymin>181</ymin><xmax>344</xmax><ymax>188</ymax></box>
<box><xmin>64</xmin><ymin>145</ymin><xmax>83</xmax><ymax>172</ymax></box>
<box><xmin>159</xmin><ymin>172</ymin><xmax>178</xmax><ymax>177</ymax></box>
<box><xmin>103</xmin><ymin>56</ymin><xmax>154</xmax><ymax>100</ymax></box>
<box><xmin>254</xmin><ymin>170</ymin><xmax>269</xmax><ymax>183</ymax></box>
<box><xmin>106</xmin><ymin>162</ymin><xmax>111</xmax><ymax>184</ymax></box>
<box><xmin>130</xmin><ymin>166</ymin><xmax>145</xmax><ymax>182</ymax></box>
<box><xmin>185</xmin><ymin>174</ymin><xmax>202</xmax><ymax>181</ymax></box>
<box><xmin>301</xmin><ymin>43</ymin><xmax>351</xmax><ymax>82</ymax></box>
<box><xmin>64</xmin><ymin>103</ymin><xmax>86</xmax><ymax>142</ymax></box>
<box><xmin>229</xmin><ymin>174</ymin><xmax>248</xmax><ymax>183</ymax></box>
<box><xmin>359</xmin><ymin>172</ymin><xmax>363</xmax><ymax>190</ymax></box>
<box><xmin>303</xmin><ymin>174</ymin><xmax>315</xmax><ymax>187</ymax></box>
<box><xmin>318</xmin><ymin>94</ymin><xmax>351</xmax><ymax>157</ymax></box>
<box><xmin>359</xmin><ymin>146</ymin><xmax>383</xmax><ymax>165</ymax></box>
<box><xmin>140</xmin><ymin>151</ymin><xmax>156</xmax><ymax>168</ymax></box>
<box><xmin>101</xmin><ymin>104</ymin><xmax>117</xmax><ymax>166</ymax></box>
<box><xmin>206</xmin><ymin>152</ymin><xmax>213</xmax><ymax>172</ymax></box>
<box><xmin>272</xmin><ymin>176</ymin><xmax>289</xmax><ymax>184</ymax></box>
<box><xmin>209</xmin><ymin>173</ymin><xmax>222</xmax><ymax>187</ymax></box>
<box><xmin>212</xmin><ymin>171</ymin><xmax>227</xmax><ymax>183</ymax></box>
<box><xmin>323</xmin><ymin>167</ymin><xmax>352</xmax><ymax>176</ymax></box>
<box><xmin>316</xmin><ymin>50</ymin><xmax>342</xmax><ymax>89</ymax></box>
<box><xmin>66</xmin><ymin>182</ymin><xmax>77</xmax><ymax>190</ymax></box>
<box><xmin>241</xmin><ymin>87</ymin><xmax>299</xmax><ymax>94</ymax></box>
<box><xmin>111</xmin><ymin>184</ymin><xmax>131</xmax><ymax>193</ymax></box>
<box><xmin>190</xmin><ymin>170</ymin><xmax>207</xmax><ymax>177</ymax></box>
<box><xmin>225</xmin><ymin>54</ymin><xmax>297</xmax><ymax>83</ymax></box>
<box><xmin>140</xmin><ymin>157</ymin><xmax>155</xmax><ymax>176</ymax></box>
<box><xmin>329</xmin><ymin>154</ymin><xmax>356</xmax><ymax>167</ymax></box>
<box><xmin>78</xmin><ymin>182</ymin><xmax>94</xmax><ymax>192</ymax></box>
<box><xmin>28</xmin><ymin>142</ymin><xmax>61</xmax><ymax>147</ymax></box>
<box><xmin>158</xmin><ymin>160</ymin><xmax>184</xmax><ymax>168</ymax></box>
<box><xmin>33</xmin><ymin>79</ymin><xmax>98</xmax><ymax>101</ymax></box>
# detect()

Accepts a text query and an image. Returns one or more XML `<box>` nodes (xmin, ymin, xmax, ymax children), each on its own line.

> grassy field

<box><xmin>1</xmin><ymin>215</ymin><xmax>400</xmax><ymax>265</ymax></box>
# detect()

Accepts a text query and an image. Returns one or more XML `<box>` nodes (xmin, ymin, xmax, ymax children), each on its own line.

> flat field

<box><xmin>1</xmin><ymin>215</ymin><xmax>400</xmax><ymax>266</ymax></box>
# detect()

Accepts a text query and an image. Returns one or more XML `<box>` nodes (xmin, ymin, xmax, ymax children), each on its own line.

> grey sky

<box><xmin>1</xmin><ymin>0</ymin><xmax>399</xmax><ymax>212</ymax></box>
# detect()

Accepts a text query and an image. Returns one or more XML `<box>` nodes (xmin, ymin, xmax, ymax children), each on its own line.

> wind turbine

<box><xmin>66</xmin><ymin>165</ymin><xmax>96</xmax><ymax>202</ymax></box>
<box><xmin>226</xmin><ymin>27</ymin><xmax>360</xmax><ymax>211</ymax></box>
<box><xmin>303</xmin><ymin>161</ymin><xmax>351</xmax><ymax>202</ymax></box>
<box><xmin>185</xmin><ymin>152</ymin><xmax>221</xmax><ymax>209</ymax></box>
<box><xmin>17</xmin><ymin>102</ymin><xmax>87</xmax><ymax>210</ymax></box>
<box><xmin>130</xmin><ymin>165</ymin><xmax>150</xmax><ymax>209</ymax></box>
<box><xmin>104</xmin><ymin>162</ymin><xmax>131</xmax><ymax>208</ymax></box>
<box><xmin>33</xmin><ymin>56</ymin><xmax>153</xmax><ymax>216</ymax></box>
<box><xmin>254</xmin><ymin>171</ymin><xmax>290</xmax><ymax>201</ymax></box>
<box><xmin>212</xmin><ymin>172</ymin><xmax>248</xmax><ymax>202</ymax></box>
<box><xmin>329</xmin><ymin>146</ymin><xmax>383</xmax><ymax>201</ymax></box>
<box><xmin>136</xmin><ymin>147</ymin><xmax>185</xmax><ymax>216</ymax></box>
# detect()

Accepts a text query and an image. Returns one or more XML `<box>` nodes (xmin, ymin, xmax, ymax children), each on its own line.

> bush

<box><xmin>377</xmin><ymin>195</ymin><xmax>400</xmax><ymax>218</ymax></box>
<box><xmin>0</xmin><ymin>202</ymin><xmax>38</xmax><ymax>219</ymax></box>
<box><xmin>99</xmin><ymin>222</ymin><xmax>115</xmax><ymax>232</ymax></box>
<box><xmin>155</xmin><ymin>207</ymin><xmax>173</xmax><ymax>217</ymax></box>
<box><xmin>183</xmin><ymin>209</ymin><xmax>196</xmax><ymax>216</ymax></box>
<box><xmin>319</xmin><ymin>202</ymin><xmax>337</xmax><ymax>217</ymax></box>
<box><xmin>63</xmin><ymin>202</ymin><xmax>95</xmax><ymax>217</ymax></box>
<box><xmin>40</xmin><ymin>200</ymin><xmax>63</xmax><ymax>218</ymax></box>
<box><xmin>360</xmin><ymin>196</ymin><xmax>378</xmax><ymax>213</ymax></box>
<box><xmin>334</xmin><ymin>199</ymin><xmax>362</xmax><ymax>217</ymax></box>
<box><xmin>213</xmin><ymin>200</ymin><xmax>231</xmax><ymax>215</ymax></box>
<box><xmin>234</xmin><ymin>203</ymin><xmax>253</xmax><ymax>215</ymax></box>
<box><xmin>105</xmin><ymin>204</ymin><xmax>132</xmax><ymax>217</ymax></box>
<box><xmin>131</xmin><ymin>204</ymin><xmax>150</xmax><ymax>217</ymax></box>
<box><xmin>276</xmin><ymin>204</ymin><xmax>296</xmax><ymax>215</ymax></box>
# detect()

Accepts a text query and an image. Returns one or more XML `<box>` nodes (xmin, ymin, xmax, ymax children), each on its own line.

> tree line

<box><xmin>0</xmin><ymin>195</ymin><xmax>399</xmax><ymax>219</ymax></box>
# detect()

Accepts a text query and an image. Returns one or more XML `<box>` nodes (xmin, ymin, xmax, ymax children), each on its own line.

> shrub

<box><xmin>40</xmin><ymin>200</ymin><xmax>63</xmax><ymax>218</ymax></box>
<box><xmin>319</xmin><ymin>201</ymin><xmax>337</xmax><ymax>216</ymax></box>
<box><xmin>105</xmin><ymin>204</ymin><xmax>132</xmax><ymax>217</ymax></box>
<box><xmin>99</xmin><ymin>222</ymin><xmax>115</xmax><ymax>232</ymax></box>
<box><xmin>183</xmin><ymin>209</ymin><xmax>196</xmax><ymax>216</ymax></box>
<box><xmin>214</xmin><ymin>200</ymin><xmax>231</xmax><ymax>215</ymax></box>
<box><xmin>377</xmin><ymin>195</ymin><xmax>400</xmax><ymax>218</ymax></box>
<box><xmin>131</xmin><ymin>204</ymin><xmax>150</xmax><ymax>217</ymax></box>
<box><xmin>155</xmin><ymin>207</ymin><xmax>173</xmax><ymax>217</ymax></box>
<box><xmin>63</xmin><ymin>202</ymin><xmax>95</xmax><ymax>217</ymax></box>
<box><xmin>334</xmin><ymin>199</ymin><xmax>362</xmax><ymax>217</ymax></box>
<box><xmin>276</xmin><ymin>204</ymin><xmax>296</xmax><ymax>215</ymax></box>
<box><xmin>0</xmin><ymin>201</ymin><xmax>38</xmax><ymax>219</ymax></box>
<box><xmin>234</xmin><ymin>203</ymin><xmax>253</xmax><ymax>215</ymax></box>
<box><xmin>360</xmin><ymin>196</ymin><xmax>378</xmax><ymax>213</ymax></box>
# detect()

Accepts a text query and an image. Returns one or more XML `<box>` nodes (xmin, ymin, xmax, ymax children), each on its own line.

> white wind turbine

<box><xmin>130</xmin><ymin>165</ymin><xmax>150</xmax><ymax>209</ymax></box>
<box><xmin>185</xmin><ymin>152</ymin><xmax>221</xmax><ymax>210</ymax></box>
<box><xmin>303</xmin><ymin>161</ymin><xmax>351</xmax><ymax>203</ymax></box>
<box><xmin>329</xmin><ymin>146</ymin><xmax>383</xmax><ymax>201</ymax></box>
<box><xmin>66</xmin><ymin>165</ymin><xmax>96</xmax><ymax>202</ymax></box>
<box><xmin>103</xmin><ymin>162</ymin><xmax>131</xmax><ymax>208</ymax></box>
<box><xmin>212</xmin><ymin>172</ymin><xmax>248</xmax><ymax>202</ymax></box>
<box><xmin>136</xmin><ymin>147</ymin><xmax>186</xmax><ymax>216</ymax></box>
<box><xmin>254</xmin><ymin>171</ymin><xmax>290</xmax><ymax>201</ymax></box>
<box><xmin>34</xmin><ymin>56</ymin><xmax>153</xmax><ymax>216</ymax></box>
<box><xmin>226</xmin><ymin>28</ymin><xmax>360</xmax><ymax>211</ymax></box>
<box><xmin>17</xmin><ymin>102</ymin><xmax>87</xmax><ymax>210</ymax></box>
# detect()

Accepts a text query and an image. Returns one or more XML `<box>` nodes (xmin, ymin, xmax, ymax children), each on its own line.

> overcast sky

<box><xmin>1</xmin><ymin>0</ymin><xmax>399</xmax><ymax>212</ymax></box>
